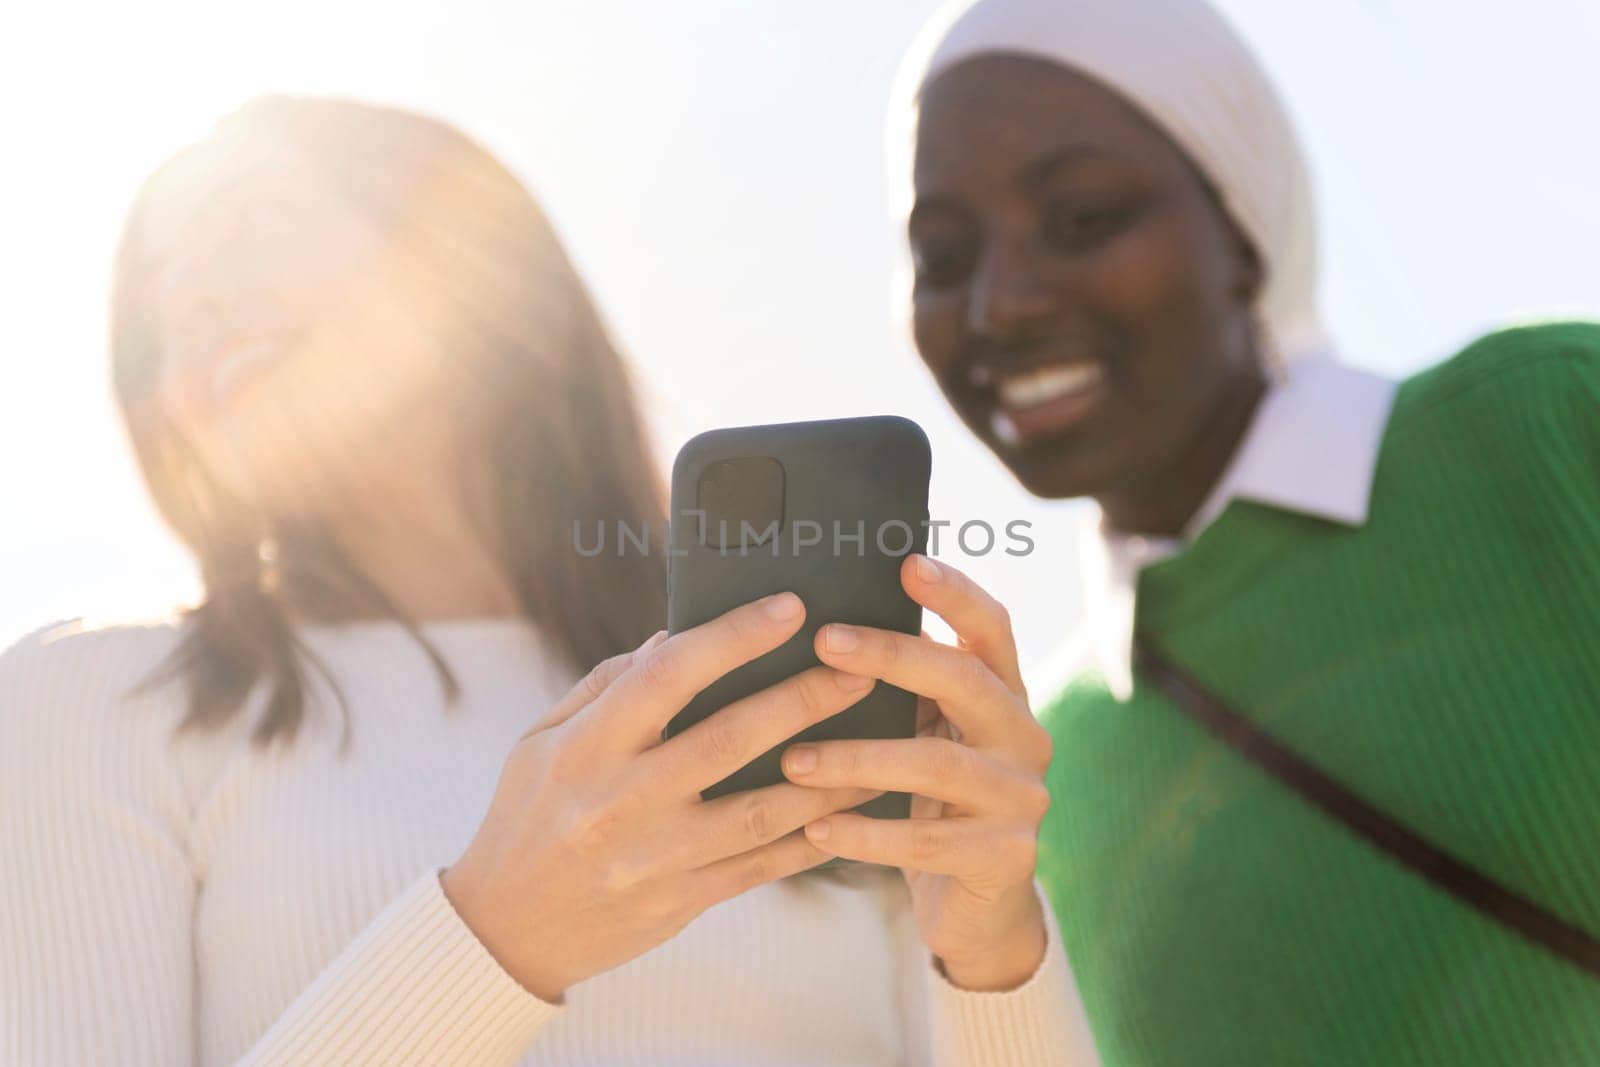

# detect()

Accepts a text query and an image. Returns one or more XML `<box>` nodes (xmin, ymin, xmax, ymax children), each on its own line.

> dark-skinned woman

<box><xmin>893</xmin><ymin>0</ymin><xmax>1600</xmax><ymax>1063</ymax></box>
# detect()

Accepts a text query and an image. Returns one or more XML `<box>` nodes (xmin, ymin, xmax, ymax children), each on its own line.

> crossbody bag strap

<box><xmin>1132</xmin><ymin>632</ymin><xmax>1600</xmax><ymax>979</ymax></box>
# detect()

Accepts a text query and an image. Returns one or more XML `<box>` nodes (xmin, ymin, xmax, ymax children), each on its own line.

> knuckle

<box><xmin>741</xmin><ymin>794</ymin><xmax>776</xmax><ymax>843</ymax></box>
<box><xmin>596</xmin><ymin>856</ymin><xmax>642</xmax><ymax>896</ymax></box>
<box><xmin>740</xmin><ymin>848</ymin><xmax>778</xmax><ymax>891</ymax></box>
<box><xmin>929</xmin><ymin>738</ymin><xmax>973</xmax><ymax>782</ymax></box>
<box><xmin>989</xmin><ymin>599</ymin><xmax>1014</xmax><ymax>638</ymax></box>
<box><xmin>638</xmin><ymin>644</ymin><xmax>683</xmax><ymax>693</ymax></box>
<box><xmin>957</xmin><ymin>651</ymin><xmax>992</xmax><ymax>699</ymax></box>
<box><xmin>578</xmin><ymin>665</ymin><xmax>609</xmax><ymax>701</ymax></box>
<box><xmin>580</xmin><ymin>654</ymin><xmax>623</xmax><ymax>700</ymax></box>
<box><xmin>877</xmin><ymin>633</ymin><xmax>903</xmax><ymax>666</ymax></box>
<box><xmin>1030</xmin><ymin>723</ymin><xmax>1056</xmax><ymax>773</ymax></box>
<box><xmin>1008</xmin><ymin>829</ymin><xmax>1040</xmax><ymax>877</ymax></box>
<box><xmin>1024</xmin><ymin>782</ymin><xmax>1052</xmax><ymax>822</ymax></box>
<box><xmin>837</xmin><ymin>742</ymin><xmax>863</xmax><ymax>778</ymax></box>
<box><xmin>721</xmin><ymin>604</ymin><xmax>759</xmax><ymax>646</ymax></box>
<box><xmin>564</xmin><ymin>791</ymin><xmax>641</xmax><ymax>863</ymax></box>
<box><xmin>697</xmin><ymin>717</ymin><xmax>747</xmax><ymax>768</ymax></box>
<box><xmin>566</xmin><ymin>805</ymin><xmax>623</xmax><ymax>860</ymax></box>
<box><xmin>795</xmin><ymin>671</ymin><xmax>836</xmax><ymax>717</ymax></box>
<box><xmin>911</xmin><ymin>821</ymin><xmax>946</xmax><ymax>863</ymax></box>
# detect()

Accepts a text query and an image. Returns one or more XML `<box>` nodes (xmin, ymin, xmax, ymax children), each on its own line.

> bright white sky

<box><xmin>3</xmin><ymin>1</ymin><xmax>1598</xmax><ymax>677</ymax></box>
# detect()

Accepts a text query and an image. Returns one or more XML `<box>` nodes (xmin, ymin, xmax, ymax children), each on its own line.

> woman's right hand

<box><xmin>439</xmin><ymin>591</ymin><xmax>882</xmax><ymax>1003</ymax></box>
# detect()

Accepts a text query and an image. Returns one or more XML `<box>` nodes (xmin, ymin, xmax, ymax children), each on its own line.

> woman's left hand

<box><xmin>780</xmin><ymin>553</ymin><xmax>1054</xmax><ymax>991</ymax></box>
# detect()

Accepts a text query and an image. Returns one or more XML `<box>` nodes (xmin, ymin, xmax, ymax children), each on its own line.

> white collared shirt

<box><xmin>1035</xmin><ymin>356</ymin><xmax>1399</xmax><ymax>701</ymax></box>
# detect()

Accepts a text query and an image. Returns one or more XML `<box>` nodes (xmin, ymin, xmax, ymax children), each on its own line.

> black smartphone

<box><xmin>663</xmin><ymin>415</ymin><xmax>932</xmax><ymax>832</ymax></box>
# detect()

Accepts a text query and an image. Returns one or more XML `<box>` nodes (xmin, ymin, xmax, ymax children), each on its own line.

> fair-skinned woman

<box><xmin>895</xmin><ymin>0</ymin><xmax>1600</xmax><ymax>1064</ymax></box>
<box><xmin>1</xmin><ymin>97</ymin><xmax>1091</xmax><ymax>1064</ymax></box>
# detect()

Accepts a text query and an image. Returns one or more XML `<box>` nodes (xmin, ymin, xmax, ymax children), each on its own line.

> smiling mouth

<box><xmin>975</xmin><ymin>361</ymin><xmax>1108</xmax><ymax>447</ymax></box>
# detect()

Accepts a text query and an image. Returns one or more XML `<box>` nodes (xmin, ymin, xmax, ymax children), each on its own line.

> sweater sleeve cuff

<box><xmin>924</xmin><ymin>879</ymin><xmax>1102</xmax><ymax>1066</ymax></box>
<box><xmin>239</xmin><ymin>868</ymin><xmax>563</xmax><ymax>1066</ymax></box>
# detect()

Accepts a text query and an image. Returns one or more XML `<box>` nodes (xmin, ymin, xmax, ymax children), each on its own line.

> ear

<box><xmin>1230</xmin><ymin>225</ymin><xmax>1265</xmax><ymax>305</ymax></box>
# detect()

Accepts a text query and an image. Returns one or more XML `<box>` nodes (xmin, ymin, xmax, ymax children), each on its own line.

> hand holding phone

<box><xmin>782</xmin><ymin>553</ymin><xmax>1057</xmax><ymax>991</ymax></box>
<box><xmin>439</xmin><ymin>593</ymin><xmax>881</xmax><ymax>1004</ymax></box>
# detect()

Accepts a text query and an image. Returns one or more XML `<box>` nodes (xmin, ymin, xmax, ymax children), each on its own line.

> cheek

<box><xmin>910</xmin><ymin>289</ymin><xmax>965</xmax><ymax>374</ymax></box>
<box><xmin>911</xmin><ymin>292</ymin><xmax>998</xmax><ymax>442</ymax></box>
<box><xmin>1083</xmin><ymin>207</ymin><xmax>1240</xmax><ymax>403</ymax></box>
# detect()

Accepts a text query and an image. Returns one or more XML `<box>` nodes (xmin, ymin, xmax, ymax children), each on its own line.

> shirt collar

<box><xmin>1075</xmin><ymin>355</ymin><xmax>1399</xmax><ymax>701</ymax></box>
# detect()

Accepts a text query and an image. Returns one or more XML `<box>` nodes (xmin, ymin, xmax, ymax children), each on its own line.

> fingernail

<box><xmin>765</xmin><ymin>592</ymin><xmax>803</xmax><ymax>621</ymax></box>
<box><xmin>835</xmin><ymin>671</ymin><xmax>874</xmax><ymax>692</ymax></box>
<box><xmin>785</xmin><ymin>746</ymin><xmax>818</xmax><ymax>774</ymax></box>
<box><xmin>915</xmin><ymin>555</ymin><xmax>942</xmax><ymax>583</ymax></box>
<box><xmin>644</xmin><ymin>629</ymin><xmax>668</xmax><ymax>650</ymax></box>
<box><xmin>805</xmin><ymin>819</ymin><xmax>831</xmax><ymax>841</ymax></box>
<box><xmin>825</xmin><ymin>624</ymin><xmax>859</xmax><ymax>654</ymax></box>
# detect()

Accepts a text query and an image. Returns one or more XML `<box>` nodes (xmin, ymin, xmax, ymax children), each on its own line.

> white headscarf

<box><xmin>890</xmin><ymin>0</ymin><xmax>1329</xmax><ymax>364</ymax></box>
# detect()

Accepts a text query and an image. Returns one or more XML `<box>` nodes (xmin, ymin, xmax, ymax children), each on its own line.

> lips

<box><xmin>967</xmin><ymin>358</ymin><xmax>1109</xmax><ymax>447</ymax></box>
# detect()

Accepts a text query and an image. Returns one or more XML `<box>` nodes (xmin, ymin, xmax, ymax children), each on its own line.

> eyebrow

<box><xmin>1017</xmin><ymin>144</ymin><xmax>1120</xmax><ymax>191</ymax></box>
<box><xmin>909</xmin><ymin>143</ymin><xmax>1127</xmax><ymax>223</ymax></box>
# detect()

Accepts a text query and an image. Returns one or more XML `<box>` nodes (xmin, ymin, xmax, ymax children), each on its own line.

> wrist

<box><xmin>935</xmin><ymin>890</ymin><xmax>1047</xmax><ymax>992</ymax></box>
<box><xmin>937</xmin><ymin>925</ymin><xmax>1046</xmax><ymax>991</ymax></box>
<box><xmin>440</xmin><ymin>861</ymin><xmax>569</xmax><ymax>1005</ymax></box>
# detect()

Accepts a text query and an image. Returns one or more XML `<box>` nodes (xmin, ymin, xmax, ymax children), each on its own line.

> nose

<box><xmin>965</xmin><ymin>237</ymin><xmax>1057</xmax><ymax>344</ymax></box>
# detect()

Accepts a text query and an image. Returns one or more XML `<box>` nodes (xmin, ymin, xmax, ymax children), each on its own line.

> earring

<box><xmin>256</xmin><ymin>518</ymin><xmax>283</xmax><ymax>596</ymax></box>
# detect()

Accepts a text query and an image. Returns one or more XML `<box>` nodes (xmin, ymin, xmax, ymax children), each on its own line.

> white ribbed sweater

<box><xmin>0</xmin><ymin>616</ymin><xmax>1098</xmax><ymax>1066</ymax></box>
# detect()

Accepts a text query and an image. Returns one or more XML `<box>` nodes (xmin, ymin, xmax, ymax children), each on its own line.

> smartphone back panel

<box><xmin>664</xmin><ymin>416</ymin><xmax>931</xmax><ymax>825</ymax></box>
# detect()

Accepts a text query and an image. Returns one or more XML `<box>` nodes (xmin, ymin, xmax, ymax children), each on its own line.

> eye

<box><xmin>910</xmin><ymin>231</ymin><xmax>979</xmax><ymax>288</ymax></box>
<box><xmin>1041</xmin><ymin>198</ymin><xmax>1141</xmax><ymax>253</ymax></box>
<box><xmin>908</xmin><ymin>205</ymin><xmax>979</xmax><ymax>289</ymax></box>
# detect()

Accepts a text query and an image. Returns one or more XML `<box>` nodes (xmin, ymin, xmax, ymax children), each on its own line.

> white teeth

<box><xmin>990</xmin><ymin>410</ymin><xmax>1020</xmax><ymax>447</ymax></box>
<box><xmin>995</xmin><ymin>363</ymin><xmax>1104</xmax><ymax>409</ymax></box>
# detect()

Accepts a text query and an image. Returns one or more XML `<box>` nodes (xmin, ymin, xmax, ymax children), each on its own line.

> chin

<box><xmin>972</xmin><ymin>420</ymin><xmax>1113</xmax><ymax>501</ymax></box>
<box><xmin>1009</xmin><ymin>460</ymin><xmax>1100</xmax><ymax>501</ymax></box>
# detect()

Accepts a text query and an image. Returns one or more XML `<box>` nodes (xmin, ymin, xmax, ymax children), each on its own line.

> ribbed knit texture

<box><xmin>1</xmin><ymin>612</ymin><xmax>1095</xmax><ymax>1065</ymax></box>
<box><xmin>1035</xmin><ymin>322</ymin><xmax>1600</xmax><ymax>1066</ymax></box>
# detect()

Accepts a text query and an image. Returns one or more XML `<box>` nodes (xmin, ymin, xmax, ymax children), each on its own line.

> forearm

<box><xmin>236</xmin><ymin>869</ymin><xmax>563</xmax><ymax>1067</ymax></box>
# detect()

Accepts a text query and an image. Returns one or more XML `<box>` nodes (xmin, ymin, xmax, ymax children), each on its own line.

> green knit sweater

<box><xmin>1036</xmin><ymin>322</ymin><xmax>1600</xmax><ymax>1066</ymax></box>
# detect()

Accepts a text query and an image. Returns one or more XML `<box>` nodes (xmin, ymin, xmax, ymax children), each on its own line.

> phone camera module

<box><xmin>695</xmin><ymin>457</ymin><xmax>784</xmax><ymax>550</ymax></box>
